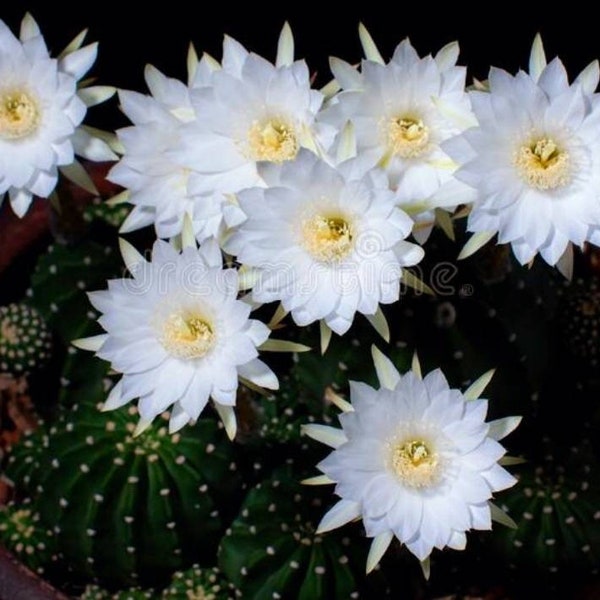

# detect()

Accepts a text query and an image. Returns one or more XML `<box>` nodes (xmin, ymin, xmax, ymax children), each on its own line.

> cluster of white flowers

<box><xmin>10</xmin><ymin>15</ymin><xmax>578</xmax><ymax>570</ymax></box>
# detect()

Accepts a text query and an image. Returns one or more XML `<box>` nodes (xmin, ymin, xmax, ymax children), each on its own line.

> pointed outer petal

<box><xmin>482</xmin><ymin>463</ymin><xmax>518</xmax><ymax>491</ymax></box>
<box><xmin>469</xmin><ymin>502</ymin><xmax>492</xmax><ymax>530</ymax></box>
<box><xmin>7</xmin><ymin>189</ymin><xmax>32</xmax><ymax>218</ymax></box>
<box><xmin>499</xmin><ymin>456</ymin><xmax>526</xmax><ymax>466</ymax></box>
<box><xmin>320</xmin><ymin>77</ymin><xmax>341</xmax><ymax>99</ymax></box>
<box><xmin>81</xmin><ymin>125</ymin><xmax>123</xmax><ymax>154</ymax></box>
<box><xmin>181</xmin><ymin>213</ymin><xmax>196</xmax><ymax>249</ymax></box>
<box><xmin>316</xmin><ymin>499</ymin><xmax>362</xmax><ymax>534</ymax></box>
<box><xmin>237</xmin><ymin>359</ymin><xmax>279</xmax><ymax>390</ymax></box>
<box><xmin>420</xmin><ymin>556</ymin><xmax>431</xmax><ymax>581</ymax></box>
<box><xmin>107</xmin><ymin>190</ymin><xmax>130</xmax><ymax>206</ymax></box>
<box><xmin>431</xmin><ymin>96</ymin><xmax>478</xmax><ymax>129</ymax></box>
<box><xmin>488</xmin><ymin>415</ymin><xmax>522</xmax><ymax>441</ymax></box>
<box><xmin>20</xmin><ymin>13</ymin><xmax>41</xmax><ymax>41</ymax></box>
<box><xmin>301</xmin><ymin>474</ymin><xmax>335</xmax><ymax>486</ymax></box>
<box><xmin>59</xmin><ymin>161</ymin><xmax>99</xmax><ymax>195</ymax></box>
<box><xmin>320</xmin><ymin>320</ymin><xmax>333</xmax><ymax>355</ymax></box>
<box><xmin>237</xmin><ymin>265</ymin><xmax>260</xmax><ymax>291</ymax></box>
<box><xmin>301</xmin><ymin>424</ymin><xmax>347</xmax><ymax>448</ymax></box>
<box><xmin>268</xmin><ymin>303</ymin><xmax>288</xmax><ymax>328</ymax></box>
<box><xmin>358</xmin><ymin>23</ymin><xmax>384</xmax><ymax>64</ymax></box>
<box><xmin>324</xmin><ymin>387</ymin><xmax>354</xmax><ymax>413</ymax></box>
<box><xmin>60</xmin><ymin>43</ymin><xmax>98</xmax><ymax>80</ymax></box>
<box><xmin>78</xmin><ymin>85</ymin><xmax>116</xmax><ymax>107</ymax></box>
<box><xmin>411</xmin><ymin>352</ymin><xmax>422</xmax><ymax>380</ymax></box>
<box><xmin>133</xmin><ymin>418</ymin><xmax>153</xmax><ymax>438</ymax></box>
<box><xmin>447</xmin><ymin>530</ymin><xmax>468</xmax><ymax>550</ymax></box>
<box><xmin>197</xmin><ymin>238</ymin><xmax>222</xmax><ymax>268</ymax></box>
<box><xmin>371</xmin><ymin>345</ymin><xmax>401</xmax><ymax>391</ymax></box>
<box><xmin>119</xmin><ymin>238</ymin><xmax>145</xmax><ymax>274</ymax></box>
<box><xmin>329</xmin><ymin>57</ymin><xmax>363</xmax><ymax>90</ymax></box>
<box><xmin>366</xmin><ymin>531</ymin><xmax>394</xmax><ymax>574</ymax></box>
<box><xmin>72</xmin><ymin>334</ymin><xmax>108</xmax><ymax>352</ymax></box>
<box><xmin>259</xmin><ymin>339</ymin><xmax>311</xmax><ymax>353</ymax></box>
<box><xmin>401</xmin><ymin>270</ymin><xmax>434</xmax><ymax>296</ymax></box>
<box><xmin>59</xmin><ymin>28</ymin><xmax>88</xmax><ymax>58</ymax></box>
<box><xmin>214</xmin><ymin>403</ymin><xmax>237</xmax><ymax>440</ymax></box>
<box><xmin>101</xmin><ymin>380</ymin><xmax>127</xmax><ymax>411</ymax></box>
<box><xmin>187</xmin><ymin>42</ymin><xmax>199</xmax><ymax>85</ymax></box>
<box><xmin>489</xmin><ymin>501</ymin><xmax>518</xmax><ymax>529</ymax></box>
<box><xmin>201</xmin><ymin>52</ymin><xmax>221</xmax><ymax>71</ymax></box>
<box><xmin>464</xmin><ymin>369</ymin><xmax>495</xmax><ymax>400</ymax></box>
<box><xmin>556</xmin><ymin>243</ymin><xmax>574</xmax><ymax>281</ymax></box>
<box><xmin>435</xmin><ymin>41</ymin><xmax>459</xmax><ymax>70</ymax></box>
<box><xmin>575</xmin><ymin>60</ymin><xmax>600</xmax><ymax>93</ymax></box>
<box><xmin>336</xmin><ymin>121</ymin><xmax>357</xmax><ymax>164</ymax></box>
<box><xmin>168</xmin><ymin>403</ymin><xmax>192</xmax><ymax>433</ymax></box>
<box><xmin>529</xmin><ymin>33</ymin><xmax>547</xmax><ymax>81</ymax></box>
<box><xmin>275</xmin><ymin>22</ymin><xmax>294</xmax><ymax>67</ymax></box>
<box><xmin>365</xmin><ymin>306</ymin><xmax>390</xmax><ymax>342</ymax></box>
<box><xmin>72</xmin><ymin>128</ymin><xmax>118</xmax><ymax>161</ymax></box>
<box><xmin>119</xmin><ymin>206</ymin><xmax>155</xmax><ymax>233</ymax></box>
<box><xmin>458</xmin><ymin>231</ymin><xmax>496</xmax><ymax>260</ymax></box>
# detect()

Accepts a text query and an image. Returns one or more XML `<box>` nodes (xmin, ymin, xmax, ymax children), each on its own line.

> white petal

<box><xmin>316</xmin><ymin>499</ymin><xmax>362</xmax><ymax>534</ymax></box>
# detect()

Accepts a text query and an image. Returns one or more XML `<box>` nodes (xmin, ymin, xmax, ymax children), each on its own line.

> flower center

<box><xmin>386</xmin><ymin>116</ymin><xmax>430</xmax><ymax>158</ymax></box>
<box><xmin>515</xmin><ymin>138</ymin><xmax>570</xmax><ymax>190</ymax></box>
<box><xmin>0</xmin><ymin>90</ymin><xmax>40</xmax><ymax>140</ymax></box>
<box><xmin>160</xmin><ymin>312</ymin><xmax>215</xmax><ymax>360</ymax></box>
<box><xmin>302</xmin><ymin>214</ymin><xmax>354</xmax><ymax>262</ymax></box>
<box><xmin>247</xmin><ymin>118</ymin><xmax>298</xmax><ymax>162</ymax></box>
<box><xmin>391</xmin><ymin>439</ymin><xmax>439</xmax><ymax>488</ymax></box>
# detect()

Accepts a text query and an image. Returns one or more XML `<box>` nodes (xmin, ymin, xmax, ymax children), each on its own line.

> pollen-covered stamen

<box><xmin>391</xmin><ymin>439</ymin><xmax>440</xmax><ymax>488</ymax></box>
<box><xmin>515</xmin><ymin>138</ymin><xmax>570</xmax><ymax>190</ymax></box>
<box><xmin>302</xmin><ymin>214</ymin><xmax>354</xmax><ymax>262</ymax></box>
<box><xmin>160</xmin><ymin>313</ymin><xmax>216</xmax><ymax>360</ymax></box>
<box><xmin>0</xmin><ymin>90</ymin><xmax>40</xmax><ymax>140</ymax></box>
<box><xmin>386</xmin><ymin>116</ymin><xmax>431</xmax><ymax>158</ymax></box>
<box><xmin>247</xmin><ymin>118</ymin><xmax>298</xmax><ymax>162</ymax></box>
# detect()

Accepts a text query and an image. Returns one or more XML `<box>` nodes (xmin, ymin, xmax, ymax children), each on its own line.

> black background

<box><xmin>2</xmin><ymin>2</ymin><xmax>599</xmax><ymax>122</ymax></box>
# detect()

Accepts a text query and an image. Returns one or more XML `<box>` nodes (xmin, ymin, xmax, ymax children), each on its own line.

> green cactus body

<box><xmin>7</xmin><ymin>394</ymin><xmax>242</xmax><ymax>588</ymax></box>
<box><xmin>84</xmin><ymin>199</ymin><xmax>130</xmax><ymax>229</ymax></box>
<box><xmin>80</xmin><ymin>584</ymin><xmax>155</xmax><ymax>599</ymax></box>
<box><xmin>0</xmin><ymin>502</ymin><xmax>55</xmax><ymax>575</ymax></box>
<box><xmin>0</xmin><ymin>304</ymin><xmax>51</xmax><ymax>375</ymax></box>
<box><xmin>496</xmin><ymin>459</ymin><xmax>600</xmax><ymax>574</ymax></box>
<box><xmin>219</xmin><ymin>467</ymin><xmax>368</xmax><ymax>600</ymax></box>
<box><xmin>162</xmin><ymin>565</ymin><xmax>237</xmax><ymax>599</ymax></box>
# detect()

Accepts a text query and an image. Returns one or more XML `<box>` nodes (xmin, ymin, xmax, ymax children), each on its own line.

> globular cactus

<box><xmin>7</xmin><ymin>391</ymin><xmax>243</xmax><ymax>588</ymax></box>
<box><xmin>0</xmin><ymin>304</ymin><xmax>52</xmax><ymax>376</ymax></box>
<box><xmin>162</xmin><ymin>565</ymin><xmax>238</xmax><ymax>599</ymax></box>
<box><xmin>0</xmin><ymin>501</ymin><xmax>55</xmax><ymax>575</ymax></box>
<box><xmin>84</xmin><ymin>199</ymin><xmax>130</xmax><ymax>230</ymax></box>
<box><xmin>219</xmin><ymin>466</ymin><xmax>376</xmax><ymax>600</ymax></box>
<box><xmin>80</xmin><ymin>585</ymin><xmax>155</xmax><ymax>600</ymax></box>
<box><xmin>495</xmin><ymin>442</ymin><xmax>600</xmax><ymax>576</ymax></box>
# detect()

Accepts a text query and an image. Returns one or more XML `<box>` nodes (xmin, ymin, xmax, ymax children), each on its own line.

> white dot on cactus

<box><xmin>342</xmin><ymin>537</ymin><xmax>350</xmax><ymax>546</ymax></box>
<box><xmin>124</xmin><ymin>516</ymin><xmax>134</xmax><ymax>524</ymax></box>
<box><xmin>242</xmin><ymin>509</ymin><xmax>249</xmax><ymax>518</ymax></box>
<box><xmin>93</xmin><ymin>494</ymin><xmax>104</xmax><ymax>503</ymax></box>
<box><xmin>545</xmin><ymin>539</ymin><xmax>556</xmax><ymax>546</ymax></box>
<box><xmin>581</xmin><ymin>481</ymin><xmax>590</xmax><ymax>491</ymax></box>
<box><xmin>240</xmin><ymin>567</ymin><xmax>247</xmax><ymax>576</ymax></box>
<box><xmin>127</xmin><ymin>476</ymin><xmax>139</xmax><ymax>484</ymax></box>
<box><xmin>210</xmin><ymin>510</ymin><xmax>219</xmax><ymax>518</ymax></box>
<box><xmin>199</xmin><ymin>484</ymin><xmax>208</xmax><ymax>493</ymax></box>
<box><xmin>159</xmin><ymin>488</ymin><xmax>170</xmax><ymax>496</ymax></box>
<box><xmin>280</xmin><ymin>524</ymin><xmax>289</xmax><ymax>532</ymax></box>
<box><xmin>80</xmin><ymin>464</ymin><xmax>90</xmax><ymax>473</ymax></box>
<box><xmin>543</xmin><ymin>505</ymin><xmax>553</xmax><ymax>514</ymax></box>
<box><xmin>268</xmin><ymin>504</ymin><xmax>276</xmax><ymax>512</ymax></box>
<box><xmin>569</xmin><ymin>492</ymin><xmax>578</xmax><ymax>501</ymax></box>
<box><xmin>249</xmin><ymin>525</ymin><xmax>257</xmax><ymax>535</ymax></box>
<box><xmin>351</xmin><ymin>593</ymin><xmax>360</xmax><ymax>599</ymax></box>
<box><xmin>593</xmin><ymin>511</ymin><xmax>600</xmax><ymax>520</ymax></box>
<box><xmin>84</xmin><ymin>256</ymin><xmax>92</xmax><ymax>265</ymax></box>
<box><xmin>229</xmin><ymin>462</ymin><xmax>237</xmax><ymax>471</ymax></box>
<box><xmin>273</xmin><ymin>593</ymin><xmax>281</xmax><ymax>599</ymax></box>
<box><xmin>453</xmin><ymin>350</ymin><xmax>463</xmax><ymax>360</ymax></box>
<box><xmin>87</xmin><ymin>558</ymin><xmax>94</xmax><ymax>564</ymax></box>
<box><xmin>266</xmin><ymin>546</ymin><xmax>275</xmax><ymax>555</ymax></box>
<box><xmin>293</xmin><ymin>494</ymin><xmax>301</xmax><ymax>502</ymax></box>
<box><xmin>549</xmin><ymin>566</ymin><xmax>558</xmax><ymax>573</ymax></box>
<box><xmin>59</xmin><ymin>498</ymin><xmax>68</xmax><ymax>508</ymax></box>
<box><xmin>86</xmin><ymin>529</ymin><xmax>96</xmax><ymax>537</ymax></box>
<box><xmin>314</xmin><ymin>566</ymin><xmax>326</xmax><ymax>575</ymax></box>
<box><xmin>175</xmin><ymin>455</ymin><xmax>186</xmax><ymax>465</ymax></box>
<box><xmin>206</xmin><ymin>444</ymin><xmax>215</xmax><ymax>454</ymax></box>
<box><xmin>50</xmin><ymin>303</ymin><xmax>58</xmax><ymax>313</ymax></box>
<box><xmin>49</xmin><ymin>265</ymin><xmax>57</xmax><ymax>274</ymax></box>
<box><xmin>167</xmin><ymin>522</ymin><xmax>176</xmax><ymax>529</ymax></box>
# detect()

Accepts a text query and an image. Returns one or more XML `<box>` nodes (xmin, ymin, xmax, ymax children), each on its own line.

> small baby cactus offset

<box><xmin>80</xmin><ymin>585</ymin><xmax>155</xmax><ymax>600</ymax></box>
<box><xmin>162</xmin><ymin>565</ymin><xmax>237</xmax><ymax>599</ymax></box>
<box><xmin>0</xmin><ymin>304</ymin><xmax>51</xmax><ymax>376</ymax></box>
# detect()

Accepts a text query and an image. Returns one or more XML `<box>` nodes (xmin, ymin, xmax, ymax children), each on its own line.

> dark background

<box><xmin>1</xmin><ymin>2</ymin><xmax>598</xmax><ymax>126</ymax></box>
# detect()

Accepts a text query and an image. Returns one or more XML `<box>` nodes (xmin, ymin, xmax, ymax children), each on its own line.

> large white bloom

<box><xmin>305</xmin><ymin>352</ymin><xmax>519</xmax><ymax>568</ymax></box>
<box><xmin>322</xmin><ymin>37</ymin><xmax>476</xmax><ymax>242</ymax></box>
<box><xmin>0</xmin><ymin>14</ymin><xmax>116</xmax><ymax>217</ymax></box>
<box><xmin>175</xmin><ymin>33</ymin><xmax>335</xmax><ymax>197</ymax></box>
<box><xmin>445</xmin><ymin>39</ymin><xmax>600</xmax><ymax>266</ymax></box>
<box><xmin>78</xmin><ymin>239</ymin><xmax>278</xmax><ymax>435</ymax></box>
<box><xmin>225</xmin><ymin>151</ymin><xmax>424</xmax><ymax>335</ymax></box>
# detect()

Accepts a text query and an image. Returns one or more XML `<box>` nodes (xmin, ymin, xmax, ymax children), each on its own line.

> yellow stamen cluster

<box><xmin>302</xmin><ymin>215</ymin><xmax>354</xmax><ymax>263</ymax></box>
<box><xmin>160</xmin><ymin>313</ymin><xmax>215</xmax><ymax>360</ymax></box>
<box><xmin>386</xmin><ymin>116</ymin><xmax>430</xmax><ymax>158</ymax></box>
<box><xmin>247</xmin><ymin>118</ymin><xmax>298</xmax><ymax>162</ymax></box>
<box><xmin>0</xmin><ymin>90</ymin><xmax>40</xmax><ymax>140</ymax></box>
<box><xmin>391</xmin><ymin>439</ymin><xmax>439</xmax><ymax>488</ymax></box>
<box><xmin>515</xmin><ymin>138</ymin><xmax>570</xmax><ymax>190</ymax></box>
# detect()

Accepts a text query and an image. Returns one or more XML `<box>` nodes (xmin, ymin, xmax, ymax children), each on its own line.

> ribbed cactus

<box><xmin>219</xmin><ymin>466</ymin><xmax>377</xmax><ymax>600</ymax></box>
<box><xmin>7</xmin><ymin>391</ymin><xmax>243</xmax><ymax>588</ymax></box>
<box><xmin>162</xmin><ymin>565</ymin><xmax>238</xmax><ymax>599</ymax></box>
<box><xmin>495</xmin><ymin>443</ymin><xmax>600</xmax><ymax>575</ymax></box>
<box><xmin>0</xmin><ymin>304</ymin><xmax>52</xmax><ymax>376</ymax></box>
<box><xmin>0</xmin><ymin>501</ymin><xmax>55</xmax><ymax>575</ymax></box>
<box><xmin>80</xmin><ymin>585</ymin><xmax>155</xmax><ymax>600</ymax></box>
